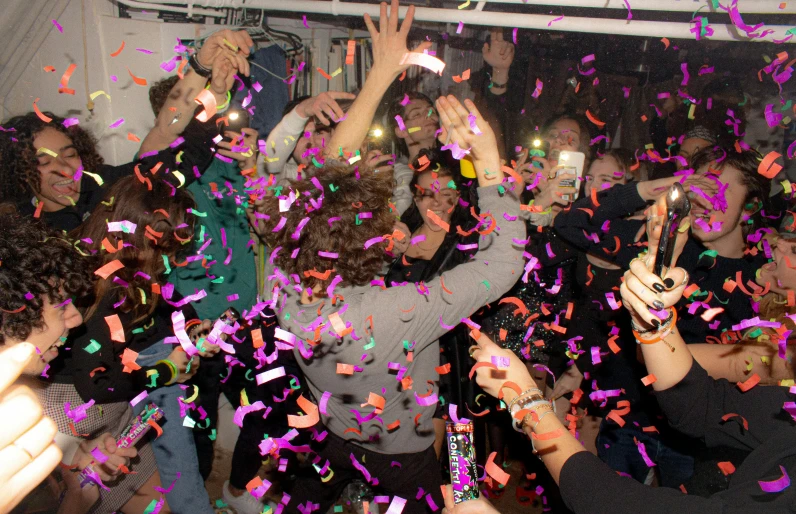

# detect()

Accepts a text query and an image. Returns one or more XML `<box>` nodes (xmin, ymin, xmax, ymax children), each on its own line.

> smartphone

<box><xmin>555</xmin><ymin>150</ymin><xmax>586</xmax><ymax>202</ymax></box>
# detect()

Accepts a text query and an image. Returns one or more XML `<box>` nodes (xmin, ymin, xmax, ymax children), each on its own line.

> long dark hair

<box><xmin>0</xmin><ymin>112</ymin><xmax>104</xmax><ymax>204</ymax></box>
<box><xmin>388</xmin><ymin>149</ymin><xmax>480</xmax><ymax>283</ymax></box>
<box><xmin>73</xmin><ymin>176</ymin><xmax>195</xmax><ymax>323</ymax></box>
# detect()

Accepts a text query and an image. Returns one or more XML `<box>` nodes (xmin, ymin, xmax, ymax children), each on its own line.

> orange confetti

<box><xmin>641</xmin><ymin>374</ymin><xmax>657</xmax><ymax>386</ymax></box>
<box><xmin>33</xmin><ymin>98</ymin><xmax>52</xmax><ymax>123</ymax></box>
<box><xmin>758</xmin><ymin>151</ymin><xmax>783</xmax><ymax>179</ymax></box>
<box><xmin>585</xmin><ymin>109</ymin><xmax>605</xmax><ymax>128</ymax></box>
<box><xmin>452</xmin><ymin>69</ymin><xmax>471</xmax><ymax>83</ymax></box>
<box><xmin>94</xmin><ymin>259</ymin><xmax>124</xmax><ymax>279</ymax></box>
<box><xmin>287</xmin><ymin>394</ymin><xmax>320</xmax><ymax>428</ymax></box>
<box><xmin>345</xmin><ymin>40</ymin><xmax>356</xmax><ymax>65</ymax></box>
<box><xmin>110</xmin><ymin>41</ymin><xmax>125</xmax><ymax>57</ymax></box>
<box><xmin>426</xmin><ymin>209</ymin><xmax>450</xmax><ymax>232</ymax></box>
<box><xmin>700</xmin><ymin>307</ymin><xmax>724</xmax><ymax>322</ymax></box>
<box><xmin>251</xmin><ymin>328</ymin><xmax>264</xmax><ymax>349</ymax></box>
<box><xmin>316</xmin><ymin>67</ymin><xmax>332</xmax><ymax>80</ymax></box>
<box><xmin>121</xmin><ymin>348</ymin><xmax>141</xmax><ymax>373</ymax></box>
<box><xmin>127</xmin><ymin>132</ymin><xmax>140</xmax><ymax>142</ymax></box>
<box><xmin>126</xmin><ymin>67</ymin><xmax>148</xmax><ymax>86</ymax></box>
<box><xmin>717</xmin><ymin>461</ymin><xmax>736</xmax><ymax>476</ymax></box>
<box><xmin>435</xmin><ymin>363</ymin><xmax>451</xmax><ymax>374</ymax></box>
<box><xmin>58</xmin><ymin>63</ymin><xmax>77</xmax><ymax>95</ymax></box>
<box><xmin>736</xmin><ymin>373</ymin><xmax>760</xmax><ymax>392</ymax></box>
<box><xmin>485</xmin><ymin>452</ymin><xmax>511</xmax><ymax>486</ymax></box>
<box><xmin>43</xmin><ymin>66</ymin><xmax>56</xmax><ymax>73</ymax></box>
<box><xmin>105</xmin><ymin>314</ymin><xmax>125</xmax><ymax>342</ymax></box>
<box><xmin>336</xmin><ymin>363</ymin><xmax>355</xmax><ymax>375</ymax></box>
<box><xmin>661</xmin><ymin>37</ymin><xmax>670</xmax><ymax>49</ymax></box>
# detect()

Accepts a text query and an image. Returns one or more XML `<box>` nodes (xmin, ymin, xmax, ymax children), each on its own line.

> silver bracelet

<box><xmin>506</xmin><ymin>388</ymin><xmax>544</xmax><ymax>414</ymax></box>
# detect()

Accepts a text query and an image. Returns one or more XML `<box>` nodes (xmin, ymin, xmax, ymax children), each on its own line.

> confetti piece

<box><xmin>737</xmin><ymin>373</ymin><xmax>760</xmax><ymax>392</ymax></box>
<box><xmin>43</xmin><ymin>65</ymin><xmax>55</xmax><ymax>73</ymax></box>
<box><xmin>105</xmin><ymin>314</ymin><xmax>125</xmax><ymax>342</ymax></box>
<box><xmin>94</xmin><ymin>260</ymin><xmax>124</xmax><ymax>279</ymax></box>
<box><xmin>127</xmin><ymin>133</ymin><xmax>141</xmax><ymax>142</ymax></box>
<box><xmin>485</xmin><ymin>452</ymin><xmax>510</xmax><ymax>486</ymax></box>
<box><xmin>718</xmin><ymin>461</ymin><xmax>736</xmax><ymax>476</ymax></box>
<box><xmin>52</xmin><ymin>20</ymin><xmax>63</xmax><ymax>33</ymax></box>
<box><xmin>109</xmin><ymin>118</ymin><xmax>125</xmax><ymax>128</ymax></box>
<box><xmin>661</xmin><ymin>37</ymin><xmax>670</xmax><ymax>49</ymax></box>
<box><xmin>759</xmin><ymin>466</ymin><xmax>790</xmax><ymax>492</ymax></box>
<box><xmin>452</xmin><ymin>69</ymin><xmax>471</xmax><ymax>83</ymax></box>
<box><xmin>121</xmin><ymin>348</ymin><xmax>141</xmax><ymax>373</ymax></box>
<box><xmin>400</xmin><ymin>52</ymin><xmax>445</xmax><ymax>75</ymax></box>
<box><xmin>126</xmin><ymin>67</ymin><xmax>148</xmax><ymax>86</ymax></box>
<box><xmin>90</xmin><ymin>90</ymin><xmax>111</xmax><ymax>102</ymax></box>
<box><xmin>316</xmin><ymin>67</ymin><xmax>332</xmax><ymax>80</ymax></box>
<box><xmin>585</xmin><ymin>109</ymin><xmax>606</xmax><ymax>127</ymax></box>
<box><xmin>758</xmin><ymin>151</ymin><xmax>783</xmax><ymax>179</ymax></box>
<box><xmin>426</xmin><ymin>210</ymin><xmax>450</xmax><ymax>232</ymax></box>
<box><xmin>346</xmin><ymin>40</ymin><xmax>356</xmax><ymax>66</ymax></box>
<box><xmin>456</xmin><ymin>22</ymin><xmax>464</xmax><ymax>34</ymax></box>
<box><xmin>302</xmin><ymin>15</ymin><xmax>309</xmax><ymax>28</ymax></box>
<box><xmin>130</xmin><ymin>390</ymin><xmax>148</xmax><ymax>407</ymax></box>
<box><xmin>641</xmin><ymin>374</ymin><xmax>657</xmax><ymax>386</ymax></box>
<box><xmin>548</xmin><ymin>15</ymin><xmax>564</xmax><ymax>26</ymax></box>
<box><xmin>110</xmin><ymin>41</ymin><xmax>125</xmax><ymax>57</ymax></box>
<box><xmin>194</xmin><ymin>89</ymin><xmax>217</xmax><ymax>123</ymax></box>
<box><xmin>33</xmin><ymin>98</ymin><xmax>52</xmax><ymax>123</ymax></box>
<box><xmin>531</xmin><ymin>79</ymin><xmax>543</xmax><ymax>98</ymax></box>
<box><xmin>337</xmin><ymin>363</ymin><xmax>355</xmax><ymax>375</ymax></box>
<box><xmin>458</xmin><ymin>0</ymin><xmax>470</xmax><ymax>9</ymax></box>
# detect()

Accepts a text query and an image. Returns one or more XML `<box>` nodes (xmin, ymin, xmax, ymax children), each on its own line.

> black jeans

<box><xmin>286</xmin><ymin>430</ymin><xmax>444</xmax><ymax>514</ymax></box>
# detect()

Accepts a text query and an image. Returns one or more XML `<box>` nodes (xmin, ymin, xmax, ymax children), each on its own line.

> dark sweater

<box><xmin>53</xmin><ymin>294</ymin><xmax>198</xmax><ymax>404</ymax></box>
<box><xmin>560</xmin><ymin>360</ymin><xmax>796</xmax><ymax>513</ymax></box>
<box><xmin>554</xmin><ymin>182</ymin><xmax>763</xmax><ymax>343</ymax></box>
<box><xmin>18</xmin><ymin>119</ymin><xmax>216</xmax><ymax>233</ymax></box>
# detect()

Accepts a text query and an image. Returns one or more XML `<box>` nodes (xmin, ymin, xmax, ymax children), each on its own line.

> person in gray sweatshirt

<box><xmin>248</xmin><ymin>1</ymin><xmax>525</xmax><ymax>512</ymax></box>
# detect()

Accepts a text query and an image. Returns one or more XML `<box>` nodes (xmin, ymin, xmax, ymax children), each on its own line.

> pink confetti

<box><xmin>109</xmin><ymin>118</ymin><xmax>125</xmax><ymax>128</ymax></box>
<box><xmin>136</xmin><ymin>48</ymin><xmax>154</xmax><ymax>54</ymax></box>
<box><xmin>394</xmin><ymin>115</ymin><xmax>407</xmax><ymax>131</ymax></box>
<box><xmin>302</xmin><ymin>15</ymin><xmax>309</xmax><ymax>28</ymax></box>
<box><xmin>512</xmin><ymin>28</ymin><xmax>518</xmax><ymax>45</ymax></box>
<box><xmin>318</xmin><ymin>250</ymin><xmax>339</xmax><ymax>259</ymax></box>
<box><xmin>400</xmin><ymin>94</ymin><xmax>411</xmax><ymax>107</ymax></box>
<box><xmin>129</xmin><ymin>390</ymin><xmax>148</xmax><ymax>407</ymax></box>
<box><xmin>548</xmin><ymin>15</ymin><xmax>564</xmax><ymax>27</ymax></box>
<box><xmin>456</xmin><ymin>21</ymin><xmax>464</xmax><ymax>34</ymax></box>
<box><xmin>63</xmin><ymin>117</ymin><xmax>79</xmax><ymax>128</ymax></box>
<box><xmin>52</xmin><ymin>20</ymin><xmax>63</xmax><ymax>33</ymax></box>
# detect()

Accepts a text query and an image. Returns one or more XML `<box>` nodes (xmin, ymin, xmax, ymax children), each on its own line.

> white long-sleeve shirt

<box><xmin>257</xmin><ymin>107</ymin><xmax>308</xmax><ymax>181</ymax></box>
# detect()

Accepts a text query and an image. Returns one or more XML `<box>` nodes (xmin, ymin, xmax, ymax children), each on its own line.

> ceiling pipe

<box><xmin>111</xmin><ymin>0</ymin><xmax>796</xmax><ymax>42</ymax></box>
<box><xmin>472</xmin><ymin>0</ymin><xmax>789</xmax><ymax>14</ymax></box>
<box><xmin>114</xmin><ymin>0</ymin><xmax>227</xmax><ymax>17</ymax></box>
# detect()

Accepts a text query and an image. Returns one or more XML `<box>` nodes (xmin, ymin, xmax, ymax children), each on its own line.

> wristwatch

<box><xmin>189</xmin><ymin>54</ymin><xmax>212</xmax><ymax>78</ymax></box>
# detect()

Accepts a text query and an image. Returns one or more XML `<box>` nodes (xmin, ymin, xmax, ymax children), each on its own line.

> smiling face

<box><xmin>6</xmin><ymin>295</ymin><xmax>83</xmax><ymax>375</ymax></box>
<box><xmin>32</xmin><ymin>127</ymin><xmax>82</xmax><ymax>212</ymax></box>
<box><xmin>757</xmin><ymin>238</ymin><xmax>796</xmax><ymax>295</ymax></box>
<box><xmin>545</xmin><ymin>118</ymin><xmax>581</xmax><ymax>155</ymax></box>
<box><xmin>584</xmin><ymin>155</ymin><xmax>628</xmax><ymax>198</ymax></box>
<box><xmin>414</xmin><ymin>172</ymin><xmax>459</xmax><ymax>233</ymax></box>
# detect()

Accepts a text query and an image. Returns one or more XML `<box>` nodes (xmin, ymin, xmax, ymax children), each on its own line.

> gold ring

<box><xmin>12</xmin><ymin>441</ymin><xmax>34</xmax><ymax>461</ymax></box>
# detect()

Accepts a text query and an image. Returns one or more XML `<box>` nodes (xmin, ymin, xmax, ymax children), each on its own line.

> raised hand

<box><xmin>296</xmin><ymin>91</ymin><xmax>357</xmax><ymax>125</ymax></box>
<box><xmin>435</xmin><ymin>96</ymin><xmax>498</xmax><ymax>163</ymax></box>
<box><xmin>482</xmin><ymin>28</ymin><xmax>515</xmax><ymax>71</ymax></box>
<box><xmin>469</xmin><ymin>332</ymin><xmax>538</xmax><ymax>405</ymax></box>
<box><xmin>196</xmin><ymin>29</ymin><xmax>254</xmax><ymax>76</ymax></box>
<box><xmin>0</xmin><ymin>343</ymin><xmax>62</xmax><ymax>513</ymax></box>
<box><xmin>363</xmin><ymin>0</ymin><xmax>432</xmax><ymax>78</ymax></box>
<box><xmin>209</xmin><ymin>53</ymin><xmax>238</xmax><ymax>96</ymax></box>
<box><xmin>619</xmin><ymin>194</ymin><xmax>690</xmax><ymax>329</ymax></box>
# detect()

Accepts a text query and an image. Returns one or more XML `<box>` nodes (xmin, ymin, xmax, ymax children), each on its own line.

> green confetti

<box><xmin>748</xmin><ymin>328</ymin><xmax>763</xmax><ymax>339</ymax></box>
<box><xmin>334</xmin><ymin>507</ymin><xmax>344</xmax><ymax>513</ymax></box>
<box><xmin>147</xmin><ymin>372</ymin><xmax>159</xmax><ymax>388</ymax></box>
<box><xmin>482</xmin><ymin>280</ymin><xmax>491</xmax><ymax>290</ymax></box>
<box><xmin>209</xmin><ymin>428</ymin><xmax>217</xmax><ymax>441</ymax></box>
<box><xmin>189</xmin><ymin>208</ymin><xmax>207</xmax><ymax>217</ymax></box>
<box><xmin>211</xmin><ymin>277</ymin><xmax>225</xmax><ymax>284</ymax></box>
<box><xmin>215</xmin><ymin>499</ymin><xmax>228</xmax><ymax>508</ymax></box>
<box><xmin>84</xmin><ymin>340</ymin><xmax>101</xmax><ymax>353</ymax></box>
<box><xmin>329</xmin><ymin>184</ymin><xmax>339</xmax><ymax>192</ymax></box>
<box><xmin>143</xmin><ymin>499</ymin><xmax>159</xmax><ymax>514</ymax></box>
<box><xmin>162</xmin><ymin>254</ymin><xmax>172</xmax><ymax>275</ymax></box>
<box><xmin>355</xmin><ymin>214</ymin><xmax>362</xmax><ymax>225</ymax></box>
<box><xmin>446</xmin><ymin>180</ymin><xmax>457</xmax><ymax>190</ymax></box>
<box><xmin>245</xmin><ymin>369</ymin><xmax>255</xmax><ymax>381</ymax></box>
<box><xmin>363</xmin><ymin>337</ymin><xmax>376</xmax><ymax>350</ymax></box>
<box><xmin>312</xmin><ymin>157</ymin><xmax>323</xmax><ymax>168</ymax></box>
<box><xmin>132</xmin><ymin>327</ymin><xmax>144</xmax><ymax>334</ymax></box>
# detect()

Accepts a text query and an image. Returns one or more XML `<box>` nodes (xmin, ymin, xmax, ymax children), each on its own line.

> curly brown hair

<box><xmin>73</xmin><ymin>175</ymin><xmax>196</xmax><ymax>324</ymax></box>
<box><xmin>0</xmin><ymin>208</ymin><xmax>93</xmax><ymax>345</ymax></box>
<box><xmin>0</xmin><ymin>112</ymin><xmax>104</xmax><ymax>203</ymax></box>
<box><xmin>257</xmin><ymin>164</ymin><xmax>395</xmax><ymax>292</ymax></box>
<box><xmin>149</xmin><ymin>75</ymin><xmax>180</xmax><ymax>117</ymax></box>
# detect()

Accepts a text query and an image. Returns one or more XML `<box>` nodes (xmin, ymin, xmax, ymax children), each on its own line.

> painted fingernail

<box><xmin>652</xmin><ymin>283</ymin><xmax>665</xmax><ymax>293</ymax></box>
<box><xmin>650</xmin><ymin>318</ymin><xmax>660</xmax><ymax>328</ymax></box>
<box><xmin>653</xmin><ymin>300</ymin><xmax>665</xmax><ymax>310</ymax></box>
<box><xmin>663</xmin><ymin>278</ymin><xmax>676</xmax><ymax>289</ymax></box>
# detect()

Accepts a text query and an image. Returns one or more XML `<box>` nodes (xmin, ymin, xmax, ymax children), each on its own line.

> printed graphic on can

<box><xmin>446</xmin><ymin>421</ymin><xmax>479</xmax><ymax>504</ymax></box>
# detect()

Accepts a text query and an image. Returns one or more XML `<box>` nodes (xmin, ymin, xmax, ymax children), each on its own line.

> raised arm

<box><xmin>325</xmin><ymin>0</ymin><xmax>431</xmax><ymax>158</ymax></box>
<box><xmin>139</xmin><ymin>30</ymin><xmax>253</xmax><ymax>155</ymax></box>
<box><xmin>619</xmin><ymin>204</ymin><xmax>792</xmax><ymax>448</ymax></box>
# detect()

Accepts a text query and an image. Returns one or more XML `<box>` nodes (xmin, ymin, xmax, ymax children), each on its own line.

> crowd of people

<box><xmin>0</xmin><ymin>1</ymin><xmax>794</xmax><ymax>513</ymax></box>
